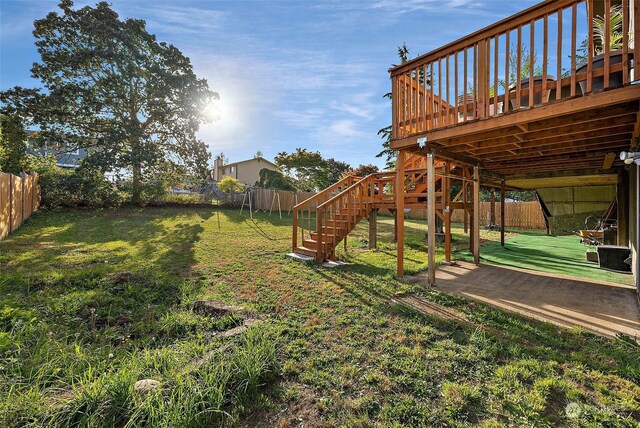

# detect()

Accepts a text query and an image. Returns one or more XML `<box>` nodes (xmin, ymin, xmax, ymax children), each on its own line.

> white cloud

<box><xmin>370</xmin><ymin>0</ymin><xmax>482</xmax><ymax>14</ymax></box>
<box><xmin>326</xmin><ymin>119</ymin><xmax>369</xmax><ymax>139</ymax></box>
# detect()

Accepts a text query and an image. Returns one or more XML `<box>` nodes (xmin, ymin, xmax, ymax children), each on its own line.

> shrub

<box><xmin>218</xmin><ymin>175</ymin><xmax>243</xmax><ymax>193</ymax></box>
<box><xmin>32</xmin><ymin>158</ymin><xmax>124</xmax><ymax>208</ymax></box>
<box><xmin>256</xmin><ymin>168</ymin><xmax>296</xmax><ymax>190</ymax></box>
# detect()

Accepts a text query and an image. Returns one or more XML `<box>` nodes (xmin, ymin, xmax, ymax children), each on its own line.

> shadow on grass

<box><xmin>0</xmin><ymin>207</ymin><xmax>221</xmax><ymax>345</ymax></box>
<box><xmin>1</xmin><ymin>207</ymin><xmax>217</xmax><ymax>282</ymax></box>
<box><xmin>308</xmin><ymin>245</ymin><xmax>640</xmax><ymax>383</ymax></box>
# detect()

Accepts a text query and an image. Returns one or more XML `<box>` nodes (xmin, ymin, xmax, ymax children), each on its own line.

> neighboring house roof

<box><xmin>25</xmin><ymin>130</ymin><xmax>87</xmax><ymax>169</ymax></box>
<box><xmin>220</xmin><ymin>157</ymin><xmax>277</xmax><ymax>169</ymax></box>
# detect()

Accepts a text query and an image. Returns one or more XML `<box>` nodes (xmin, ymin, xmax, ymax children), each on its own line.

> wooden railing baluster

<box><xmin>438</xmin><ymin>58</ymin><xmax>443</xmax><ymax>127</ymax></box>
<box><xmin>529</xmin><ymin>19</ymin><xmax>535</xmax><ymax>108</ymax></box>
<box><xmin>604</xmin><ymin>0</ymin><xmax>611</xmax><ymax>89</ymax></box>
<box><xmin>516</xmin><ymin>25</ymin><xmax>522</xmax><ymax>109</ymax></box>
<box><xmin>587</xmin><ymin>0</ymin><xmax>594</xmax><ymax>93</ymax></box>
<box><xmin>571</xmin><ymin>3</ymin><xmax>577</xmax><ymax>96</ymax></box>
<box><xmin>463</xmin><ymin>48</ymin><xmax>468</xmax><ymax>121</ymax></box>
<box><xmin>622</xmin><ymin>0</ymin><xmax>630</xmax><ymax>85</ymax></box>
<box><xmin>473</xmin><ymin>44</ymin><xmax>477</xmax><ymax>118</ymax></box>
<box><xmin>454</xmin><ymin>51</ymin><xmax>459</xmax><ymax>124</ymax></box>
<box><xmin>446</xmin><ymin>54</ymin><xmax>450</xmax><ymax>126</ymax></box>
<box><xmin>504</xmin><ymin>30</ymin><xmax>510</xmax><ymax>113</ymax></box>
<box><xmin>543</xmin><ymin>14</ymin><xmax>548</xmax><ymax>99</ymax></box>
<box><xmin>635</xmin><ymin>0</ymin><xmax>640</xmax><ymax>79</ymax></box>
<box><xmin>493</xmin><ymin>36</ymin><xmax>499</xmax><ymax>115</ymax></box>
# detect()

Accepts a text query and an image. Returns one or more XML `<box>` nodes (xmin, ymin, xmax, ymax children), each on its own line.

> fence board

<box><xmin>33</xmin><ymin>172</ymin><xmax>41</xmax><ymax>212</ymax></box>
<box><xmin>0</xmin><ymin>173</ymin><xmax>9</xmax><ymax>239</ymax></box>
<box><xmin>0</xmin><ymin>171</ymin><xmax>41</xmax><ymax>240</ymax></box>
<box><xmin>386</xmin><ymin>201</ymin><xmax>545</xmax><ymax>230</ymax></box>
<box><xmin>23</xmin><ymin>174</ymin><xmax>33</xmax><ymax>220</ymax></box>
<box><xmin>11</xmin><ymin>175</ymin><xmax>23</xmax><ymax>232</ymax></box>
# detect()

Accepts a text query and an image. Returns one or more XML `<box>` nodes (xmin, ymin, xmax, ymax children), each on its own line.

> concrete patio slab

<box><xmin>432</xmin><ymin>261</ymin><xmax>640</xmax><ymax>339</ymax></box>
<box><xmin>286</xmin><ymin>253</ymin><xmax>314</xmax><ymax>262</ymax></box>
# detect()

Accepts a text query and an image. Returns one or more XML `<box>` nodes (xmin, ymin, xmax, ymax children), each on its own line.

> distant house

<box><xmin>212</xmin><ymin>156</ymin><xmax>277</xmax><ymax>186</ymax></box>
<box><xmin>27</xmin><ymin>131</ymin><xmax>87</xmax><ymax>169</ymax></box>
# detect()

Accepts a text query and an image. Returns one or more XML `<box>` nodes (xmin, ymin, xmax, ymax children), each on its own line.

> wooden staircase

<box><xmin>292</xmin><ymin>154</ymin><xmax>450</xmax><ymax>262</ymax></box>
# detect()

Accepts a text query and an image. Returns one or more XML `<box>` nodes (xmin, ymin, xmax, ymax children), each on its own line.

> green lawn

<box><xmin>1</xmin><ymin>207</ymin><xmax>639</xmax><ymax>427</ymax></box>
<box><xmin>456</xmin><ymin>230</ymin><xmax>634</xmax><ymax>285</ymax></box>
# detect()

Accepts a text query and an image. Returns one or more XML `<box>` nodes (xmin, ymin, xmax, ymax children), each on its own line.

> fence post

<box><xmin>20</xmin><ymin>172</ymin><xmax>26</xmax><ymax>225</ymax></box>
<box><xmin>8</xmin><ymin>173</ymin><xmax>13</xmax><ymax>233</ymax></box>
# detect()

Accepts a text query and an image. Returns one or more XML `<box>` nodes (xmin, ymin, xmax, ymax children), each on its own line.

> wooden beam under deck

<box><xmin>391</xmin><ymin>86</ymin><xmax>640</xmax><ymax>150</ymax></box>
<box><xmin>430</xmin><ymin>104</ymin><xmax>637</xmax><ymax>150</ymax></box>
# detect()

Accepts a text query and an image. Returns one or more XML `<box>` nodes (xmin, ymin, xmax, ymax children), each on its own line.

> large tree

<box><xmin>274</xmin><ymin>148</ymin><xmax>351</xmax><ymax>191</ymax></box>
<box><xmin>349</xmin><ymin>163</ymin><xmax>379</xmax><ymax>177</ymax></box>
<box><xmin>0</xmin><ymin>115</ymin><xmax>28</xmax><ymax>174</ymax></box>
<box><xmin>0</xmin><ymin>0</ymin><xmax>218</xmax><ymax>202</ymax></box>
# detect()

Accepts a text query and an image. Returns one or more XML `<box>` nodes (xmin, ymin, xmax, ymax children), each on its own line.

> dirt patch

<box><xmin>258</xmin><ymin>383</ymin><xmax>330</xmax><ymax>428</ymax></box>
<box><xmin>392</xmin><ymin>295</ymin><xmax>469</xmax><ymax>323</ymax></box>
<box><xmin>391</xmin><ymin>293</ymin><xmax>542</xmax><ymax>349</ymax></box>
<box><xmin>114</xmin><ymin>272</ymin><xmax>143</xmax><ymax>284</ymax></box>
<box><xmin>193</xmin><ymin>299</ymin><xmax>245</xmax><ymax>316</ymax></box>
<box><xmin>219</xmin><ymin>318</ymin><xmax>263</xmax><ymax>338</ymax></box>
<box><xmin>181</xmin><ymin>319</ymin><xmax>264</xmax><ymax>374</ymax></box>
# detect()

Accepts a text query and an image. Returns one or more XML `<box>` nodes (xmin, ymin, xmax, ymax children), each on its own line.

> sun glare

<box><xmin>204</xmin><ymin>98</ymin><xmax>223</xmax><ymax>122</ymax></box>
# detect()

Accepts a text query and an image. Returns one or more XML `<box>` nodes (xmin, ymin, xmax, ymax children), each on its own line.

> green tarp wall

<box><xmin>537</xmin><ymin>186</ymin><xmax>616</xmax><ymax>216</ymax></box>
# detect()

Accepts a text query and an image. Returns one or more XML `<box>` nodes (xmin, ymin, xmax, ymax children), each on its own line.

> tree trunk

<box><xmin>131</xmin><ymin>138</ymin><xmax>142</xmax><ymax>205</ymax></box>
<box><xmin>132</xmin><ymin>162</ymin><xmax>142</xmax><ymax>204</ymax></box>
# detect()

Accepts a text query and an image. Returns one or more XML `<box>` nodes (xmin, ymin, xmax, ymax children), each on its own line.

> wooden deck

<box><xmin>293</xmin><ymin>0</ymin><xmax>639</xmax><ymax>286</ymax></box>
<box><xmin>389</xmin><ymin>0</ymin><xmax>640</xmax><ymax>179</ymax></box>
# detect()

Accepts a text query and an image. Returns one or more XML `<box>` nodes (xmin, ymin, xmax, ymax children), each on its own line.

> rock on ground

<box><xmin>133</xmin><ymin>379</ymin><xmax>160</xmax><ymax>393</ymax></box>
<box><xmin>193</xmin><ymin>300</ymin><xmax>245</xmax><ymax>316</ymax></box>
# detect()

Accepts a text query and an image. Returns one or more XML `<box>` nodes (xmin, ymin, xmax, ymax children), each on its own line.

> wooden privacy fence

<box><xmin>218</xmin><ymin>188</ymin><xmax>316</xmax><ymax>212</ymax></box>
<box><xmin>392</xmin><ymin>201</ymin><xmax>546</xmax><ymax>230</ymax></box>
<box><xmin>0</xmin><ymin>172</ymin><xmax>41</xmax><ymax>240</ymax></box>
<box><xmin>217</xmin><ymin>189</ymin><xmax>545</xmax><ymax>229</ymax></box>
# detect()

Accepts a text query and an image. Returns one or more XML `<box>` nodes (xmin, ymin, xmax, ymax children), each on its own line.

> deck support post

<box><xmin>427</xmin><ymin>153</ymin><xmax>436</xmax><ymax>285</ymax></box>
<box><xmin>463</xmin><ymin>169</ymin><xmax>468</xmax><ymax>234</ymax></box>
<box><xmin>396</xmin><ymin>151</ymin><xmax>405</xmax><ymax>278</ymax></box>
<box><xmin>489</xmin><ymin>190</ymin><xmax>496</xmax><ymax>226</ymax></box>
<box><xmin>473</xmin><ymin>165</ymin><xmax>480</xmax><ymax>264</ymax></box>
<box><xmin>444</xmin><ymin>162</ymin><xmax>452</xmax><ymax>263</ymax></box>
<box><xmin>368</xmin><ymin>209</ymin><xmax>378</xmax><ymax>249</ymax></box>
<box><xmin>500</xmin><ymin>179</ymin><xmax>506</xmax><ymax>247</ymax></box>
<box><xmin>617</xmin><ymin>167</ymin><xmax>629</xmax><ymax>246</ymax></box>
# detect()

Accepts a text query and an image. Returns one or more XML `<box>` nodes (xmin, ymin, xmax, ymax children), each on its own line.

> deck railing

<box><xmin>314</xmin><ymin>172</ymin><xmax>397</xmax><ymax>260</ymax></box>
<box><xmin>292</xmin><ymin>175</ymin><xmax>361</xmax><ymax>253</ymax></box>
<box><xmin>390</xmin><ymin>0</ymin><xmax>639</xmax><ymax>140</ymax></box>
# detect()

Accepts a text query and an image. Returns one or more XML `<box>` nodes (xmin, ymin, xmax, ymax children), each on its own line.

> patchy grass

<box><xmin>1</xmin><ymin>207</ymin><xmax>639</xmax><ymax>427</ymax></box>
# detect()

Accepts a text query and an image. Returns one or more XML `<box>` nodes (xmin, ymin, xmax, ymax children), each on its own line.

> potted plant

<box><xmin>578</xmin><ymin>4</ymin><xmax>634</xmax><ymax>94</ymax></box>
<box><xmin>505</xmin><ymin>45</ymin><xmax>554</xmax><ymax>109</ymax></box>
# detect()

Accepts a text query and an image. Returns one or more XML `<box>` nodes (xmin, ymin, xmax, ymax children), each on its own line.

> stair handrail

<box><xmin>292</xmin><ymin>174</ymin><xmax>361</xmax><ymax>253</ymax></box>
<box><xmin>316</xmin><ymin>173</ymin><xmax>382</xmax><ymax>210</ymax></box>
<box><xmin>293</xmin><ymin>174</ymin><xmax>360</xmax><ymax>211</ymax></box>
<box><xmin>315</xmin><ymin>173</ymin><xmax>382</xmax><ymax>260</ymax></box>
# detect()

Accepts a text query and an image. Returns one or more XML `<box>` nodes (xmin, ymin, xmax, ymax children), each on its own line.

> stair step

<box><xmin>333</xmin><ymin>212</ymin><xmax>367</xmax><ymax>219</ymax></box>
<box><xmin>310</xmin><ymin>232</ymin><xmax>338</xmax><ymax>242</ymax></box>
<box><xmin>303</xmin><ymin>239</ymin><xmax>332</xmax><ymax>250</ymax></box>
<box><xmin>295</xmin><ymin>246</ymin><xmax>317</xmax><ymax>257</ymax></box>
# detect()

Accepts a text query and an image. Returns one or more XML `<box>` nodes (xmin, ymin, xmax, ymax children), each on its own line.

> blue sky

<box><xmin>1</xmin><ymin>0</ymin><xmax>538</xmax><ymax>169</ymax></box>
